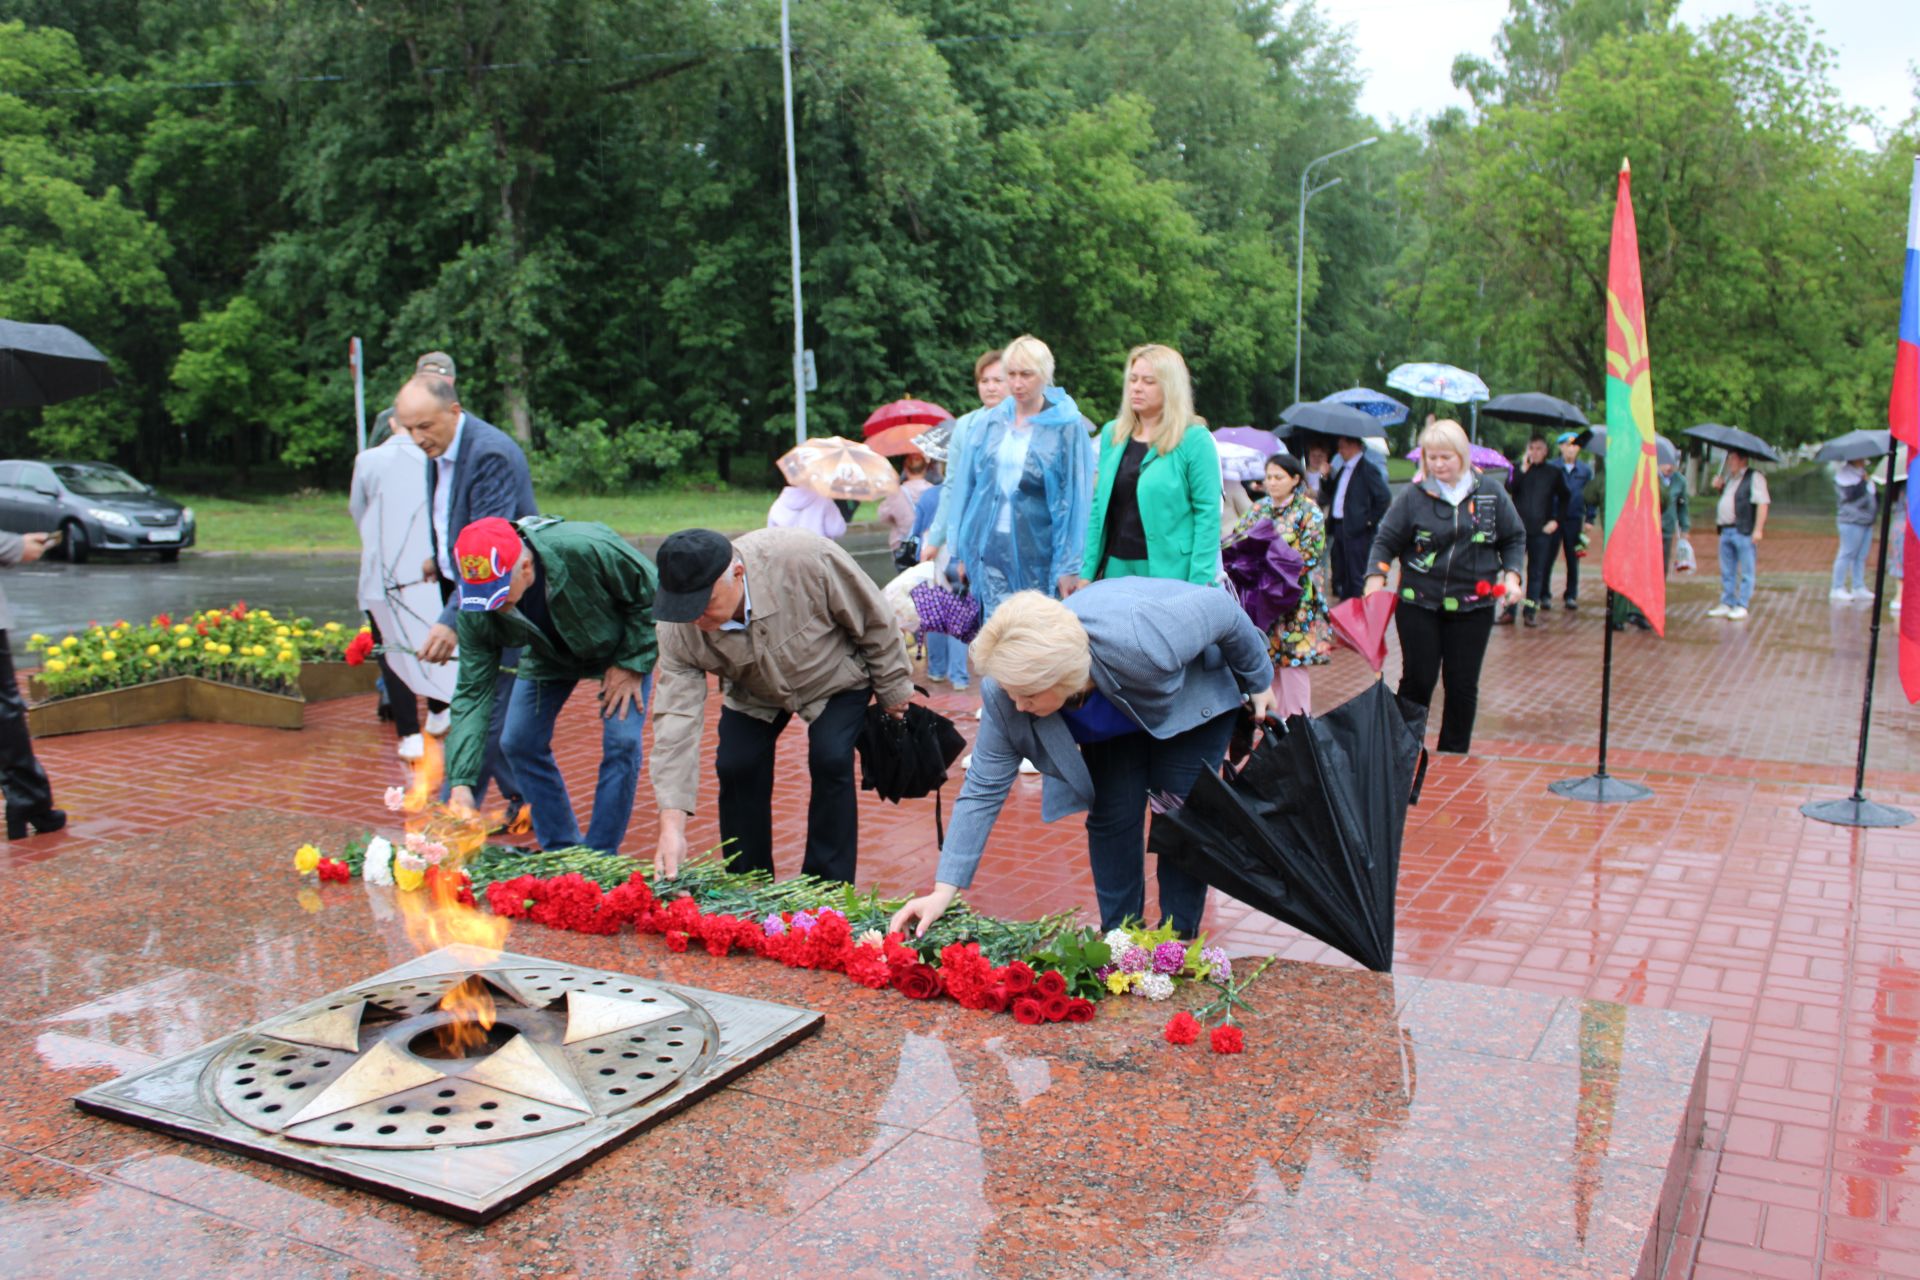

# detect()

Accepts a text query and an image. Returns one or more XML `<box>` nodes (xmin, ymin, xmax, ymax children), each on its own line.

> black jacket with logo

<box><xmin>1366</xmin><ymin>473</ymin><xmax>1527</xmax><ymax>613</ymax></box>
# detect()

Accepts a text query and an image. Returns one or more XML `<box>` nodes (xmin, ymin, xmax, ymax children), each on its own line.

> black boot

<box><xmin>6</xmin><ymin>806</ymin><xmax>67</xmax><ymax>840</ymax></box>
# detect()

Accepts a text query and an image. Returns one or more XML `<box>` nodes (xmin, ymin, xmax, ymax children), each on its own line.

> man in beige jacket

<box><xmin>649</xmin><ymin>527</ymin><xmax>914</xmax><ymax>882</ymax></box>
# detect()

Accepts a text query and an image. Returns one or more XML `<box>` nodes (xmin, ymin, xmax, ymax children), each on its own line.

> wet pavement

<box><xmin>4</xmin><ymin>521</ymin><xmax>1920</xmax><ymax>1276</ymax></box>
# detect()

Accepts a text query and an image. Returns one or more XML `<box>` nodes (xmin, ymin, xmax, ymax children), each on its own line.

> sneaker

<box><xmin>1727</xmin><ymin>606</ymin><xmax>1749</xmax><ymax>621</ymax></box>
<box><xmin>396</xmin><ymin>733</ymin><xmax>425</xmax><ymax>762</ymax></box>
<box><xmin>424</xmin><ymin>708</ymin><xmax>451</xmax><ymax>736</ymax></box>
<box><xmin>1523</xmin><ymin>609</ymin><xmax>1538</xmax><ymax>628</ymax></box>
<box><xmin>1018</xmin><ymin>758</ymin><xmax>1040</xmax><ymax>775</ymax></box>
<box><xmin>924</xmin><ymin>673</ymin><xmax>948</xmax><ymax>685</ymax></box>
<box><xmin>1831</xmin><ymin>588</ymin><xmax>1853</xmax><ymax>602</ymax></box>
<box><xmin>972</xmin><ymin>706</ymin><xmax>984</xmax><ymax>720</ymax></box>
<box><xmin>1563</xmin><ymin>599</ymin><xmax>1579</xmax><ymax>612</ymax></box>
<box><xmin>1851</xmin><ymin>588</ymin><xmax>1876</xmax><ymax>602</ymax></box>
<box><xmin>960</xmin><ymin>753</ymin><xmax>972</xmax><ymax>770</ymax></box>
<box><xmin>951</xmin><ymin>682</ymin><xmax>970</xmax><ymax>692</ymax></box>
<box><xmin>1706</xmin><ymin>604</ymin><xmax>1732</xmax><ymax>618</ymax></box>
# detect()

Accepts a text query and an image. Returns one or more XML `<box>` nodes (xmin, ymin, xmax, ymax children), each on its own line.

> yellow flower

<box><xmin>100</xmin><ymin>649</ymin><xmax>116</xmax><ymax>662</ymax></box>
<box><xmin>357</xmin><ymin>624</ymin><xmax>371</xmax><ymax>634</ymax></box>
<box><xmin>177</xmin><ymin>637</ymin><xmax>193</xmax><ymax>649</ymax></box>
<box><xmin>278</xmin><ymin>649</ymin><xmax>295</xmax><ymax>662</ymax></box>
<box><xmin>275</xmin><ymin>625</ymin><xmax>290</xmax><ymax>637</ymax></box>
<box><xmin>293</xmin><ymin>844</ymin><xmax>322</xmax><ymax>875</ymax></box>
<box><xmin>293</xmin><ymin>627</ymin><xmax>305</xmax><ymax>637</ymax></box>
<box><xmin>324</xmin><ymin>622</ymin><xmax>341</xmax><ymax>633</ymax></box>
<box><xmin>145</xmin><ymin>644</ymin><xmax>160</xmax><ymax>656</ymax></box>
<box><xmin>28</xmin><ymin>633</ymin><xmax>45</xmax><ymax>645</ymax></box>
<box><xmin>173</xmin><ymin>624</ymin><xmax>189</xmax><ymax>634</ymax></box>
<box><xmin>394</xmin><ymin>865</ymin><xmax>425</xmax><ymax>893</ymax></box>
<box><xmin>60</xmin><ymin>636</ymin><xmax>77</xmax><ymax>649</ymax></box>
<box><xmin>44</xmin><ymin>658</ymin><xmax>66</xmax><ymax>674</ymax></box>
<box><xmin>1105</xmin><ymin>971</ymin><xmax>1137</xmax><ymax>996</ymax></box>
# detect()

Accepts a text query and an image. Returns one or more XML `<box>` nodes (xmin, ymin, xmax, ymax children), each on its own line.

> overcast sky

<box><xmin>1344</xmin><ymin>0</ymin><xmax>1916</xmax><ymax>139</ymax></box>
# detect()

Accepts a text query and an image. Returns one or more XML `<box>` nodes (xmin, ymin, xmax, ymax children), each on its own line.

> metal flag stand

<box><xmin>1548</xmin><ymin>586</ymin><xmax>1653</xmax><ymax>804</ymax></box>
<box><xmin>1802</xmin><ymin>446</ymin><xmax>1914</xmax><ymax>828</ymax></box>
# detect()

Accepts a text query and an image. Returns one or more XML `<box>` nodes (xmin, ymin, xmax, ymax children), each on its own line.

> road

<box><xmin>5</xmin><ymin>531</ymin><xmax>900</xmax><ymax>656</ymax></box>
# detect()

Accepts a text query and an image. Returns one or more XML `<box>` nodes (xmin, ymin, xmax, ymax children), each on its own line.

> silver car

<box><xmin>0</xmin><ymin>460</ymin><xmax>196</xmax><ymax>562</ymax></box>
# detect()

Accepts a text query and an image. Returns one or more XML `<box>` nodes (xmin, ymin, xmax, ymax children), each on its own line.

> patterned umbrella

<box><xmin>777</xmin><ymin>436</ymin><xmax>901</xmax><ymax>501</ymax></box>
<box><xmin>1217</xmin><ymin>441</ymin><xmax>1267</xmax><ymax>483</ymax></box>
<box><xmin>862</xmin><ymin>399</ymin><xmax>953</xmax><ymax>438</ymax></box>
<box><xmin>864</xmin><ymin>422</ymin><xmax>931</xmax><ymax>457</ymax></box>
<box><xmin>1321</xmin><ymin>387</ymin><xmax>1409</xmax><ymax>427</ymax></box>
<box><xmin>1385</xmin><ymin>362</ymin><xmax>1490</xmax><ymax>405</ymax></box>
<box><xmin>910</xmin><ymin>422</ymin><xmax>952</xmax><ymax>462</ymax></box>
<box><xmin>1407</xmin><ymin>443</ymin><xmax>1514</xmax><ymax>473</ymax></box>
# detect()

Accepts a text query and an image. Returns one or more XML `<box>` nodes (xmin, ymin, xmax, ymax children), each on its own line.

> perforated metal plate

<box><xmin>74</xmin><ymin>946</ymin><xmax>822</xmax><ymax>1222</ymax></box>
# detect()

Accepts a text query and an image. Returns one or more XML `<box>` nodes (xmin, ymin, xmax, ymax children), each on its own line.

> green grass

<box><xmin>184</xmin><ymin>487</ymin><xmax>871</xmax><ymax>555</ymax></box>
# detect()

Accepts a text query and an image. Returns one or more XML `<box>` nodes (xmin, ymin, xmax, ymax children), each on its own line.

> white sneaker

<box><xmin>1727</xmin><ymin>606</ymin><xmax>1749</xmax><ymax>621</ymax></box>
<box><xmin>971</xmin><ymin>706</ymin><xmax>984</xmax><ymax>720</ymax></box>
<box><xmin>1831</xmin><ymin>589</ymin><xmax>1853</xmax><ymax>602</ymax></box>
<box><xmin>1018</xmin><ymin>758</ymin><xmax>1040</xmax><ymax>775</ymax></box>
<box><xmin>960</xmin><ymin>753</ymin><xmax>971</xmax><ymax>770</ymax></box>
<box><xmin>1852</xmin><ymin>588</ymin><xmax>1876</xmax><ymax>602</ymax></box>
<box><xmin>1894</xmin><ymin>600</ymin><xmax>1904</xmax><ymax>615</ymax></box>
<box><xmin>1706</xmin><ymin>604</ymin><xmax>1732</xmax><ymax>618</ymax></box>
<box><xmin>424</xmin><ymin>709</ymin><xmax>451</xmax><ymax>736</ymax></box>
<box><xmin>397</xmin><ymin>734</ymin><xmax>425</xmax><ymax>762</ymax></box>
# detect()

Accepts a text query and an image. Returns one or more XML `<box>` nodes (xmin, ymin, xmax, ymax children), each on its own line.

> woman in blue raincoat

<box><xmin>950</xmin><ymin>334</ymin><xmax>1094</xmax><ymax>617</ymax></box>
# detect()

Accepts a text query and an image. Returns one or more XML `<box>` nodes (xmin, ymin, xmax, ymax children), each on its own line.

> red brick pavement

<box><xmin>7</xmin><ymin>521</ymin><xmax>1920</xmax><ymax>1277</ymax></box>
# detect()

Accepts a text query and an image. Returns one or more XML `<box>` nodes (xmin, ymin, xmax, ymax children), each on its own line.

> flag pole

<box><xmin>1803</xmin><ymin>446</ymin><xmax>1914</xmax><ymax>827</ymax></box>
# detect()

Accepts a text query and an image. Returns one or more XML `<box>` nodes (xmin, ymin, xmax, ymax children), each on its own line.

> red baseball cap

<box><xmin>453</xmin><ymin>517</ymin><xmax>524</xmax><ymax>612</ymax></box>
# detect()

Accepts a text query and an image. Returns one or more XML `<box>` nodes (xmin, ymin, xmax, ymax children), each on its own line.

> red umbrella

<box><xmin>862</xmin><ymin>398</ymin><xmax>952</xmax><ymax>439</ymax></box>
<box><xmin>864</xmin><ymin>422</ymin><xmax>930</xmax><ymax>457</ymax></box>
<box><xmin>1330</xmin><ymin>592</ymin><xmax>1397</xmax><ymax>673</ymax></box>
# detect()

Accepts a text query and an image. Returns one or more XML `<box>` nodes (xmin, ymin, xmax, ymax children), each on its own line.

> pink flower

<box><xmin>420</xmin><ymin>841</ymin><xmax>448</xmax><ymax>866</ymax></box>
<box><xmin>384</xmin><ymin>786</ymin><xmax>407</xmax><ymax>812</ymax></box>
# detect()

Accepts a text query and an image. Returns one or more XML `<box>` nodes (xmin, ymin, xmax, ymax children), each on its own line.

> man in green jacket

<box><xmin>446</xmin><ymin>516</ymin><xmax>658</xmax><ymax>854</ymax></box>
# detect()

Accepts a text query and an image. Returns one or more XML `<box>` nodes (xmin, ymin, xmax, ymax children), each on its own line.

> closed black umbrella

<box><xmin>1482</xmin><ymin>391</ymin><xmax>1590</xmax><ymax>428</ymax></box>
<box><xmin>0</xmin><ymin>321</ymin><xmax>115</xmax><ymax>409</ymax></box>
<box><xmin>1279</xmin><ymin>400</ymin><xmax>1387</xmax><ymax>440</ymax></box>
<box><xmin>1683</xmin><ymin>422</ymin><xmax>1780</xmax><ymax>463</ymax></box>
<box><xmin>1813</xmin><ymin>429</ymin><xmax>1891</xmax><ymax>464</ymax></box>
<box><xmin>1148</xmin><ymin>682</ymin><xmax>1428</xmax><ymax>972</ymax></box>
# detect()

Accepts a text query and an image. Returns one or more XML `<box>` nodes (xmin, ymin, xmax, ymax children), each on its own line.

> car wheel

<box><xmin>158</xmin><ymin>548</ymin><xmax>180</xmax><ymax>564</ymax></box>
<box><xmin>61</xmin><ymin>520</ymin><xmax>89</xmax><ymax>564</ymax></box>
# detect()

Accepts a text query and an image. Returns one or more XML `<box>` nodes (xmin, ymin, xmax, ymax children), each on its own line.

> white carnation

<box><xmin>1139</xmin><ymin>973</ymin><xmax>1175</xmax><ymax>1001</ymax></box>
<box><xmin>362</xmin><ymin>836</ymin><xmax>395</xmax><ymax>887</ymax></box>
<box><xmin>1102</xmin><ymin>928</ymin><xmax>1133</xmax><ymax>955</ymax></box>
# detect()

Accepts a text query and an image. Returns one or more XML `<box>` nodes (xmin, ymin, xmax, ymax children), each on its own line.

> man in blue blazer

<box><xmin>391</xmin><ymin>374</ymin><xmax>538</xmax><ymax>809</ymax></box>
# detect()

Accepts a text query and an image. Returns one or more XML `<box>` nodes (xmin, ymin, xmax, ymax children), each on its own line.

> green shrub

<box><xmin>532</xmin><ymin>418</ymin><xmax>702</xmax><ymax>494</ymax></box>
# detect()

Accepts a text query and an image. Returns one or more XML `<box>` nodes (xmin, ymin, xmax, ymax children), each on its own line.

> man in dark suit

<box><xmin>1328</xmin><ymin>435</ymin><xmax>1391</xmax><ymax>600</ymax></box>
<box><xmin>1549</xmin><ymin>431</ymin><xmax>1594</xmax><ymax>609</ymax></box>
<box><xmin>391</xmin><ymin>374</ymin><xmax>538</xmax><ymax>810</ymax></box>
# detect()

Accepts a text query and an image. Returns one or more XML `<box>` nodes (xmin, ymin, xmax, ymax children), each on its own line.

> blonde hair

<box><xmin>969</xmin><ymin>592</ymin><xmax>1090</xmax><ymax>701</ymax></box>
<box><xmin>1419</xmin><ymin>419</ymin><xmax>1474</xmax><ymax>475</ymax></box>
<box><xmin>1108</xmin><ymin>343</ymin><xmax>1195</xmax><ymax>455</ymax></box>
<box><xmin>1000</xmin><ymin>334</ymin><xmax>1056</xmax><ymax>387</ymax></box>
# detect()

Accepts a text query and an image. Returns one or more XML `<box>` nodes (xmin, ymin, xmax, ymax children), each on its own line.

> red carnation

<box><xmin>703</xmin><ymin>933</ymin><xmax>732</xmax><ymax>958</ymax></box>
<box><xmin>1163</xmin><ymin>1011</ymin><xmax>1201</xmax><ymax>1045</ymax></box>
<box><xmin>892</xmin><ymin>963</ymin><xmax>943</xmax><ymax>1000</ymax></box>
<box><xmin>1064</xmin><ymin>998</ymin><xmax>1095</xmax><ymax>1023</ymax></box>
<box><xmin>665</xmin><ymin>930</ymin><xmax>689</xmax><ymax>953</ymax></box>
<box><xmin>1041</xmin><ymin>993</ymin><xmax>1071</xmax><ymax>1022</ymax></box>
<box><xmin>1473</xmin><ymin>579</ymin><xmax>1494</xmax><ymax>597</ymax></box>
<box><xmin>844</xmin><ymin>945</ymin><xmax>892</xmax><ymax>990</ymax></box>
<box><xmin>195</xmin><ymin>622</ymin><xmax>208</xmax><ymax>636</ymax></box>
<box><xmin>1012</xmin><ymin>998</ymin><xmax>1044</xmax><ymax>1025</ymax></box>
<box><xmin>153</xmin><ymin>613</ymin><xmax>171</xmax><ymax>628</ymax></box>
<box><xmin>1036</xmin><ymin>970</ymin><xmax>1067</xmax><ymax>998</ymax></box>
<box><xmin>1210</xmin><ymin>1024</ymin><xmax>1245</xmax><ymax>1054</ymax></box>
<box><xmin>1003</xmin><ymin>961</ymin><xmax>1036</xmax><ymax>995</ymax></box>
<box><xmin>345</xmin><ymin>631</ymin><xmax>375</xmax><ymax>666</ymax></box>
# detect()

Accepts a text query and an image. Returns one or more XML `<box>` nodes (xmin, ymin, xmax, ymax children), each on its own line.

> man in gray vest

<box><xmin>1707</xmin><ymin>451</ymin><xmax>1769</xmax><ymax>621</ymax></box>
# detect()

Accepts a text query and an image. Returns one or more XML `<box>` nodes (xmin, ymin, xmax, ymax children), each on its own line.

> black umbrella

<box><xmin>1148</xmin><ymin>683</ymin><xmax>1428</xmax><ymax>972</ymax></box>
<box><xmin>1279</xmin><ymin>400</ymin><xmax>1387</xmax><ymax>441</ymax></box>
<box><xmin>0</xmin><ymin>320</ymin><xmax>115</xmax><ymax>410</ymax></box>
<box><xmin>1481</xmin><ymin>391</ymin><xmax>1590</xmax><ymax>427</ymax></box>
<box><xmin>1683</xmin><ymin>422</ymin><xmax>1780</xmax><ymax>463</ymax></box>
<box><xmin>1813</xmin><ymin>429</ymin><xmax>1891</xmax><ymax>464</ymax></box>
<box><xmin>1578</xmin><ymin>426</ymin><xmax>1679</xmax><ymax>467</ymax></box>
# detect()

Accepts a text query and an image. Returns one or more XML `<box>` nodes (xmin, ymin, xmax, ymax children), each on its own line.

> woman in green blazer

<box><xmin>1078</xmin><ymin>344</ymin><xmax>1221</xmax><ymax>587</ymax></box>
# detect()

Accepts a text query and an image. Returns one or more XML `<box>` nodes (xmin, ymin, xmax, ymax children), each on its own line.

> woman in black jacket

<box><xmin>1365</xmin><ymin>419</ymin><xmax>1526</xmax><ymax>754</ymax></box>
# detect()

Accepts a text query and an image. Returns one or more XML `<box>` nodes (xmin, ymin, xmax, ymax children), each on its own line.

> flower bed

<box><xmin>28</xmin><ymin>676</ymin><xmax>305</xmax><ymax>737</ymax></box>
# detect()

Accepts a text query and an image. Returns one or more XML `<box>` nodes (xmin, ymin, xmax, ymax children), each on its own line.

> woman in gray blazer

<box><xmin>891</xmin><ymin>578</ymin><xmax>1273</xmax><ymax>939</ymax></box>
<box><xmin>0</xmin><ymin>531</ymin><xmax>63</xmax><ymax>839</ymax></box>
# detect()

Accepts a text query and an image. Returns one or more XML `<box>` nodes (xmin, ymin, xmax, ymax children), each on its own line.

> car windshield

<box><xmin>51</xmin><ymin>464</ymin><xmax>147</xmax><ymax>496</ymax></box>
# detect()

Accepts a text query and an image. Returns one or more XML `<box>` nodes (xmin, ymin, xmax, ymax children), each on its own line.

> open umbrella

<box><xmin>1408</xmin><ymin>443</ymin><xmax>1513</xmax><ymax>473</ymax></box>
<box><xmin>1214</xmin><ymin>426</ymin><xmax>1280</xmax><ymax>458</ymax></box>
<box><xmin>862</xmin><ymin>398</ymin><xmax>952</xmax><ymax>438</ymax></box>
<box><xmin>1683</xmin><ymin>422</ymin><xmax>1780</xmax><ymax>463</ymax></box>
<box><xmin>1580</xmin><ymin>426</ymin><xmax>1677</xmax><ymax>467</ymax></box>
<box><xmin>0</xmin><ymin>320</ymin><xmax>115</xmax><ymax>409</ymax></box>
<box><xmin>777</xmin><ymin>436</ymin><xmax>901</xmax><ymax>502</ymax></box>
<box><xmin>1385</xmin><ymin>362</ymin><xmax>1489</xmax><ymax>405</ymax></box>
<box><xmin>909</xmin><ymin>422</ymin><xmax>952</xmax><ymax>463</ymax></box>
<box><xmin>1481</xmin><ymin>391</ymin><xmax>1589</xmax><ymax>428</ymax></box>
<box><xmin>1216</xmin><ymin>441</ymin><xmax>1266</xmax><ymax>483</ymax></box>
<box><xmin>1280</xmin><ymin>400</ymin><xmax>1387</xmax><ymax>440</ymax></box>
<box><xmin>864</xmin><ymin>422</ymin><xmax>931</xmax><ymax>457</ymax></box>
<box><xmin>1814</xmin><ymin>429</ymin><xmax>1891</xmax><ymax>464</ymax></box>
<box><xmin>1322</xmin><ymin>387</ymin><xmax>1409</xmax><ymax>427</ymax></box>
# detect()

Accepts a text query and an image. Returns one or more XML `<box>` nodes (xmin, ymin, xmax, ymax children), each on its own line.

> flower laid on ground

<box><xmin>1164</xmin><ymin>1011</ymin><xmax>1201</xmax><ymax>1045</ymax></box>
<box><xmin>1210</xmin><ymin>1025</ymin><xmax>1245</xmax><ymax>1054</ymax></box>
<box><xmin>27</xmin><ymin>603</ymin><xmax>360</xmax><ymax>702</ymax></box>
<box><xmin>292</xmin><ymin>843</ymin><xmax>321</xmax><ymax>875</ymax></box>
<box><xmin>362</xmin><ymin>836</ymin><xmax>395</xmax><ymax>887</ymax></box>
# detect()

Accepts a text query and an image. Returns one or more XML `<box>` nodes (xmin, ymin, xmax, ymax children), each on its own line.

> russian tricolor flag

<box><xmin>1896</xmin><ymin>158</ymin><xmax>1920</xmax><ymax>701</ymax></box>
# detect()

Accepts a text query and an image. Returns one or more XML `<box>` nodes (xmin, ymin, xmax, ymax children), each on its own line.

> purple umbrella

<box><xmin>1407</xmin><ymin>443</ymin><xmax>1513</xmax><ymax>473</ymax></box>
<box><xmin>1222</xmin><ymin>517</ymin><xmax>1305</xmax><ymax>633</ymax></box>
<box><xmin>1213</xmin><ymin>426</ymin><xmax>1281</xmax><ymax>459</ymax></box>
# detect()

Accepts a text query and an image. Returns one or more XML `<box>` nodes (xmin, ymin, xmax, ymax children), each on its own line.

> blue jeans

<box><xmin>500</xmin><ymin>672</ymin><xmax>651</xmax><ymax>854</ymax></box>
<box><xmin>1719</xmin><ymin>528</ymin><xmax>1756</xmax><ymax>608</ymax></box>
<box><xmin>926</xmin><ymin>632</ymin><xmax>969</xmax><ymax>687</ymax></box>
<box><xmin>1833</xmin><ymin>521</ymin><xmax>1872</xmax><ymax>593</ymax></box>
<box><xmin>1080</xmin><ymin>710</ymin><xmax>1237</xmax><ymax>937</ymax></box>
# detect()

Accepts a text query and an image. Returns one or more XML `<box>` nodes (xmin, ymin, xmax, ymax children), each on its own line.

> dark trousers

<box><xmin>1556</xmin><ymin>521</ymin><xmax>1583</xmax><ymax>602</ymax></box>
<box><xmin>1081</xmin><ymin>711</ymin><xmax>1237</xmax><ymax>937</ymax></box>
<box><xmin>365</xmin><ymin>613</ymin><xmax>446</xmax><ymax>739</ymax></box>
<box><xmin>1524</xmin><ymin>529</ymin><xmax>1556</xmax><ymax>609</ymax></box>
<box><xmin>1330</xmin><ymin>519</ymin><xmax>1374</xmax><ymax>599</ymax></box>
<box><xmin>715</xmin><ymin>686</ymin><xmax>870</xmax><ymax>883</ymax></box>
<box><xmin>0</xmin><ymin>637</ymin><xmax>53</xmax><ymax>818</ymax></box>
<box><xmin>1395</xmin><ymin>603</ymin><xmax>1495</xmax><ymax>754</ymax></box>
<box><xmin>435</xmin><ymin>581</ymin><xmax>520</xmax><ymax>806</ymax></box>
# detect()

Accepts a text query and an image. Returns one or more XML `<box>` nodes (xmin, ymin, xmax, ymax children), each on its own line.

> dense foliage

<box><xmin>0</xmin><ymin>0</ymin><xmax>1912</xmax><ymax>484</ymax></box>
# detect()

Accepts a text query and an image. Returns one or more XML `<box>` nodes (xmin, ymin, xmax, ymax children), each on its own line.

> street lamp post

<box><xmin>780</xmin><ymin>0</ymin><xmax>807</xmax><ymax>444</ymax></box>
<box><xmin>1293</xmin><ymin>136</ymin><xmax>1378</xmax><ymax>405</ymax></box>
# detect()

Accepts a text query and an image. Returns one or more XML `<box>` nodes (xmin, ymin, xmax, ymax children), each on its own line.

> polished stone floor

<box><xmin>5</xmin><ymin>521</ymin><xmax>1919</xmax><ymax>1277</ymax></box>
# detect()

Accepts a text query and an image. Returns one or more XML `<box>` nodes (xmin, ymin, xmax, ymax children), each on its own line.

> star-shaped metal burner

<box><xmin>75</xmin><ymin>947</ymin><xmax>822</xmax><ymax>1221</ymax></box>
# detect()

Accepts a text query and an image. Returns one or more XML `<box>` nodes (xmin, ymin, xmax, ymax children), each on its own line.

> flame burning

<box><xmin>391</xmin><ymin>735</ymin><xmax>512</xmax><ymax>1057</ymax></box>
